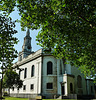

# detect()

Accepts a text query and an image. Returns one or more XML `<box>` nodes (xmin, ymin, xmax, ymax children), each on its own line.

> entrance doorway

<box><xmin>61</xmin><ymin>85</ymin><xmax>65</xmax><ymax>95</ymax></box>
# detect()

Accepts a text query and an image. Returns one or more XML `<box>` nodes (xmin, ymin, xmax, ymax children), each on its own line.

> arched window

<box><xmin>24</xmin><ymin>68</ymin><xmax>27</xmax><ymax>78</ymax></box>
<box><xmin>77</xmin><ymin>75</ymin><xmax>82</xmax><ymax>88</ymax></box>
<box><xmin>70</xmin><ymin>83</ymin><xmax>73</xmax><ymax>93</ymax></box>
<box><xmin>31</xmin><ymin>65</ymin><xmax>35</xmax><ymax>77</ymax></box>
<box><xmin>47</xmin><ymin>61</ymin><xmax>53</xmax><ymax>75</ymax></box>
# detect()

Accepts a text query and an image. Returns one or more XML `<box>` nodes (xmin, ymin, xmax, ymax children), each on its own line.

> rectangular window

<box><xmin>23</xmin><ymin>85</ymin><xmax>26</xmax><ymax>90</ymax></box>
<box><xmin>30</xmin><ymin>84</ymin><xmax>34</xmax><ymax>90</ymax></box>
<box><xmin>24</xmin><ymin>68</ymin><xmax>27</xmax><ymax>78</ymax></box>
<box><xmin>46</xmin><ymin>83</ymin><xmax>53</xmax><ymax>89</ymax></box>
<box><xmin>31</xmin><ymin>65</ymin><xmax>34</xmax><ymax>77</ymax></box>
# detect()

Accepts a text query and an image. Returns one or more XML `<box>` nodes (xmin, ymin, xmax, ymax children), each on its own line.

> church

<box><xmin>10</xmin><ymin>29</ymin><xmax>95</xmax><ymax>99</ymax></box>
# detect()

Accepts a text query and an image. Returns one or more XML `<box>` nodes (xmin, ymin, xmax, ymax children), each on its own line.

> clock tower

<box><xmin>18</xmin><ymin>29</ymin><xmax>33</xmax><ymax>61</ymax></box>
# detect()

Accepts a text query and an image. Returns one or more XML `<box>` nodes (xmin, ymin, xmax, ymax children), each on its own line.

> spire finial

<box><xmin>26</xmin><ymin>28</ymin><xmax>30</xmax><ymax>36</ymax></box>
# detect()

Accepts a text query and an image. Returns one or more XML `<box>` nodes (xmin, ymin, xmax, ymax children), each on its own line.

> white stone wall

<box><xmin>10</xmin><ymin>49</ymin><xmax>42</xmax><ymax>95</ymax></box>
<box><xmin>10</xmin><ymin>49</ymin><xmax>95</xmax><ymax>98</ymax></box>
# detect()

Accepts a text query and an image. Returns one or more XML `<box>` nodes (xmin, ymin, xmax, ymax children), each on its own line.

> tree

<box><xmin>0</xmin><ymin>14</ymin><xmax>18</xmax><ymax>99</ymax></box>
<box><xmin>3</xmin><ymin>69</ymin><xmax>23</xmax><ymax>95</ymax></box>
<box><xmin>0</xmin><ymin>14</ymin><xmax>18</xmax><ymax>68</ymax></box>
<box><xmin>1</xmin><ymin>0</ymin><xmax>96</xmax><ymax>81</ymax></box>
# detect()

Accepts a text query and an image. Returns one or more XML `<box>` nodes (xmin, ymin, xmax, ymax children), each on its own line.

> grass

<box><xmin>4</xmin><ymin>98</ymin><xmax>90</xmax><ymax>100</ymax></box>
<box><xmin>4</xmin><ymin>97</ymin><xmax>28</xmax><ymax>100</ymax></box>
<box><xmin>4</xmin><ymin>97</ymin><xmax>78</xmax><ymax>100</ymax></box>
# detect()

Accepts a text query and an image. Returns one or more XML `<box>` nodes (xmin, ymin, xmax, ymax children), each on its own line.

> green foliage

<box><xmin>0</xmin><ymin>12</ymin><xmax>18</xmax><ymax>98</ymax></box>
<box><xmin>1</xmin><ymin>0</ymin><xmax>96</xmax><ymax>80</ymax></box>
<box><xmin>3</xmin><ymin>69</ymin><xmax>23</xmax><ymax>89</ymax></box>
<box><xmin>5</xmin><ymin>97</ymin><xmax>28</xmax><ymax>100</ymax></box>
<box><xmin>0</xmin><ymin>14</ymin><xmax>18</xmax><ymax>71</ymax></box>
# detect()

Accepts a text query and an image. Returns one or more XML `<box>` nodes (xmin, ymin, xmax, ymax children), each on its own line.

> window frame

<box><xmin>47</xmin><ymin>61</ymin><xmax>53</xmax><ymax>75</ymax></box>
<box><xmin>23</xmin><ymin>85</ymin><xmax>26</xmax><ymax>90</ymax></box>
<box><xmin>24</xmin><ymin>68</ymin><xmax>27</xmax><ymax>79</ymax></box>
<box><xmin>31</xmin><ymin>65</ymin><xmax>35</xmax><ymax>77</ymax></box>
<box><xmin>30</xmin><ymin>84</ymin><xmax>34</xmax><ymax>90</ymax></box>
<box><xmin>46</xmin><ymin>83</ymin><xmax>53</xmax><ymax>89</ymax></box>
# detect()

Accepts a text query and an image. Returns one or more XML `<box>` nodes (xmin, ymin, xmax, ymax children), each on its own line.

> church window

<box><xmin>31</xmin><ymin>65</ymin><xmax>35</xmax><ymax>77</ymax></box>
<box><xmin>70</xmin><ymin>83</ymin><xmax>73</xmax><ymax>93</ymax></box>
<box><xmin>47</xmin><ymin>61</ymin><xmax>53</xmax><ymax>75</ymax></box>
<box><xmin>30</xmin><ymin>84</ymin><xmax>34</xmax><ymax>90</ymax></box>
<box><xmin>77</xmin><ymin>75</ymin><xmax>82</xmax><ymax>88</ymax></box>
<box><xmin>23</xmin><ymin>85</ymin><xmax>26</xmax><ymax>90</ymax></box>
<box><xmin>24</xmin><ymin>68</ymin><xmax>27</xmax><ymax>78</ymax></box>
<box><xmin>46</xmin><ymin>83</ymin><xmax>53</xmax><ymax>89</ymax></box>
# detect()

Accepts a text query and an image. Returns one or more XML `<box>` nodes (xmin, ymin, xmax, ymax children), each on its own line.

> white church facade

<box><xmin>10</xmin><ymin>29</ymin><xmax>95</xmax><ymax>99</ymax></box>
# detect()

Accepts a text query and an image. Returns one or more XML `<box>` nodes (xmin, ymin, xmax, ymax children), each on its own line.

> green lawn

<box><xmin>4</xmin><ymin>97</ymin><xmax>28</xmax><ymax>100</ymax></box>
<box><xmin>4</xmin><ymin>97</ymin><xmax>78</xmax><ymax>100</ymax></box>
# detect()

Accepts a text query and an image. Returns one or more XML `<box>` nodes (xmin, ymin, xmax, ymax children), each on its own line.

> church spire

<box><xmin>26</xmin><ymin>29</ymin><xmax>30</xmax><ymax>36</ymax></box>
<box><xmin>22</xmin><ymin>28</ymin><xmax>32</xmax><ymax>52</ymax></box>
<box><xmin>18</xmin><ymin>29</ymin><xmax>32</xmax><ymax>61</ymax></box>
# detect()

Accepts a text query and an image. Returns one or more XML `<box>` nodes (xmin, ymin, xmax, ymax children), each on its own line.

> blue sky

<box><xmin>10</xmin><ymin>8</ymin><xmax>41</xmax><ymax>62</ymax></box>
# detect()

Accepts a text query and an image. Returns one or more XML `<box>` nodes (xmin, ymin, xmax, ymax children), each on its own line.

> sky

<box><xmin>10</xmin><ymin>8</ymin><xmax>41</xmax><ymax>63</ymax></box>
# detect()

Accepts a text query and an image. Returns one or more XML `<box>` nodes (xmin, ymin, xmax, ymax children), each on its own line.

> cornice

<box><xmin>13</xmin><ymin>49</ymin><xmax>54</xmax><ymax>67</ymax></box>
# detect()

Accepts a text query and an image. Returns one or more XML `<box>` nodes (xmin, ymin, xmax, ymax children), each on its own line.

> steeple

<box><xmin>18</xmin><ymin>29</ymin><xmax>33</xmax><ymax>61</ymax></box>
<box><xmin>22</xmin><ymin>29</ymin><xmax>32</xmax><ymax>52</ymax></box>
<box><xmin>26</xmin><ymin>29</ymin><xmax>30</xmax><ymax>36</ymax></box>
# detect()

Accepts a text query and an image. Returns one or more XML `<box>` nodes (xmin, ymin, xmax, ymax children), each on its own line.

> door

<box><xmin>62</xmin><ymin>85</ymin><xmax>65</xmax><ymax>95</ymax></box>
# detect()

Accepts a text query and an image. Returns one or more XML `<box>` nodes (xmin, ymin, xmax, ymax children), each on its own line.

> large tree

<box><xmin>0</xmin><ymin>14</ymin><xmax>18</xmax><ymax>73</ymax></box>
<box><xmin>0</xmin><ymin>14</ymin><xmax>18</xmax><ymax>98</ymax></box>
<box><xmin>1</xmin><ymin>0</ymin><xmax>96</xmax><ymax>81</ymax></box>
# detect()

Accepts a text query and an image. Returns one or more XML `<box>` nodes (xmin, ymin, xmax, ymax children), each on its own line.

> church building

<box><xmin>10</xmin><ymin>29</ymin><xmax>95</xmax><ymax>99</ymax></box>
